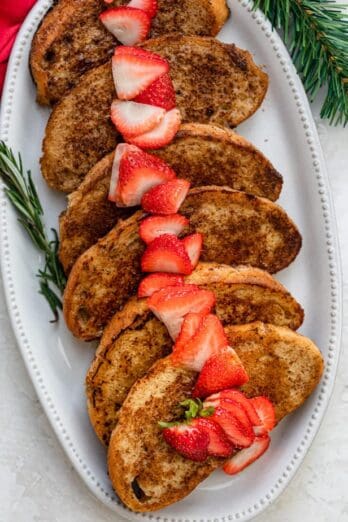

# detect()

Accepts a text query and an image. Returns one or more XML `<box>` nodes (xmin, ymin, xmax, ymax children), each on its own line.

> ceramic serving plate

<box><xmin>0</xmin><ymin>0</ymin><xmax>342</xmax><ymax>520</ymax></box>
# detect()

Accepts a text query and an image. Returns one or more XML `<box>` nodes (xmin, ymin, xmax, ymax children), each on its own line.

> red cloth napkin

<box><xmin>0</xmin><ymin>0</ymin><xmax>36</xmax><ymax>95</ymax></box>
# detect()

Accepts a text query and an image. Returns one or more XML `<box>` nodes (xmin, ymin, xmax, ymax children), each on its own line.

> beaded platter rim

<box><xmin>0</xmin><ymin>0</ymin><xmax>343</xmax><ymax>521</ymax></box>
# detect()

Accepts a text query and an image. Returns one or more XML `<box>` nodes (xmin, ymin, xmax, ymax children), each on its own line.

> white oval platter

<box><xmin>0</xmin><ymin>0</ymin><xmax>342</xmax><ymax>520</ymax></box>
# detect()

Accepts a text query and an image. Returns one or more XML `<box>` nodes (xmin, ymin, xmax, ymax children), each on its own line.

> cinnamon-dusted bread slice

<box><xmin>30</xmin><ymin>0</ymin><xmax>229</xmax><ymax>106</ymax></box>
<box><xmin>86</xmin><ymin>263</ymin><xmax>304</xmax><ymax>445</ymax></box>
<box><xmin>108</xmin><ymin>322</ymin><xmax>324</xmax><ymax>512</ymax></box>
<box><xmin>63</xmin><ymin>187</ymin><xmax>301</xmax><ymax>340</ymax></box>
<box><xmin>59</xmin><ymin>124</ymin><xmax>282</xmax><ymax>273</ymax></box>
<box><xmin>41</xmin><ymin>36</ymin><xmax>268</xmax><ymax>193</ymax></box>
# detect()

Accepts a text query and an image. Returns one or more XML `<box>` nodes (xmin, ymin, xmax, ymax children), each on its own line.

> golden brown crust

<box><xmin>64</xmin><ymin>187</ymin><xmax>302</xmax><ymax>340</ymax></box>
<box><xmin>30</xmin><ymin>0</ymin><xmax>229</xmax><ymax>106</ymax></box>
<box><xmin>58</xmin><ymin>123</ymin><xmax>283</xmax><ymax>273</ymax></box>
<box><xmin>86</xmin><ymin>262</ymin><xmax>304</xmax><ymax>445</ymax></box>
<box><xmin>41</xmin><ymin>37</ymin><xmax>268</xmax><ymax>193</ymax></box>
<box><xmin>107</xmin><ymin>324</ymin><xmax>323</xmax><ymax>512</ymax></box>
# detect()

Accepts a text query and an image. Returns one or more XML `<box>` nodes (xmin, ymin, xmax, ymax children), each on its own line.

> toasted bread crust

<box><xmin>30</xmin><ymin>0</ymin><xmax>229</xmax><ymax>106</ymax></box>
<box><xmin>59</xmin><ymin>123</ymin><xmax>283</xmax><ymax>273</ymax></box>
<box><xmin>64</xmin><ymin>187</ymin><xmax>301</xmax><ymax>340</ymax></box>
<box><xmin>108</xmin><ymin>324</ymin><xmax>323</xmax><ymax>512</ymax></box>
<box><xmin>86</xmin><ymin>263</ymin><xmax>304</xmax><ymax>445</ymax></box>
<box><xmin>41</xmin><ymin>36</ymin><xmax>268</xmax><ymax>193</ymax></box>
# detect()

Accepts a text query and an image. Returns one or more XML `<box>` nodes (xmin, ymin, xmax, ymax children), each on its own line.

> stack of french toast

<box><xmin>30</xmin><ymin>0</ymin><xmax>324</xmax><ymax>514</ymax></box>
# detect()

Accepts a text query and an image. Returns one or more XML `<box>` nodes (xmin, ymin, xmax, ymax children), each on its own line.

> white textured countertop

<box><xmin>1</xmin><ymin>74</ymin><xmax>348</xmax><ymax>522</ymax></box>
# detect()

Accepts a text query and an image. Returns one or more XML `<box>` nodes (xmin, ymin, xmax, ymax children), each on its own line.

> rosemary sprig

<box><xmin>253</xmin><ymin>0</ymin><xmax>348</xmax><ymax>125</ymax></box>
<box><xmin>0</xmin><ymin>141</ymin><xmax>66</xmax><ymax>322</ymax></box>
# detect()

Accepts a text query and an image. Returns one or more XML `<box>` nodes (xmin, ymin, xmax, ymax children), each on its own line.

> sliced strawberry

<box><xmin>139</xmin><ymin>214</ymin><xmax>188</xmax><ymax>244</ymax></box>
<box><xmin>117</xmin><ymin>148</ymin><xmax>175</xmax><ymax>206</ymax></box>
<box><xmin>249</xmin><ymin>397</ymin><xmax>276</xmax><ymax>432</ymax></box>
<box><xmin>141</xmin><ymin>234</ymin><xmax>192</xmax><ymax>275</ymax></box>
<box><xmin>100</xmin><ymin>7</ymin><xmax>150</xmax><ymax>46</ymax></box>
<box><xmin>111</xmin><ymin>100</ymin><xmax>165</xmax><ymax>138</ymax></box>
<box><xmin>134</xmin><ymin>73</ymin><xmax>176</xmax><ymax>110</ymax></box>
<box><xmin>138</xmin><ymin>273</ymin><xmax>184</xmax><ymax>298</ymax></box>
<box><xmin>193</xmin><ymin>347</ymin><xmax>249</xmax><ymax>398</ymax></box>
<box><xmin>183</xmin><ymin>233</ymin><xmax>203</xmax><ymax>270</ymax></box>
<box><xmin>206</xmin><ymin>390</ymin><xmax>261</xmax><ymax>427</ymax></box>
<box><xmin>208</xmin><ymin>406</ymin><xmax>255</xmax><ymax>448</ymax></box>
<box><xmin>126</xmin><ymin>108</ymin><xmax>181</xmax><ymax>149</ymax></box>
<box><xmin>147</xmin><ymin>285</ymin><xmax>215</xmax><ymax>340</ymax></box>
<box><xmin>108</xmin><ymin>143</ymin><xmax>138</xmax><ymax>204</ymax></box>
<box><xmin>128</xmin><ymin>0</ymin><xmax>158</xmax><ymax>18</ymax></box>
<box><xmin>112</xmin><ymin>46</ymin><xmax>169</xmax><ymax>100</ymax></box>
<box><xmin>191</xmin><ymin>418</ymin><xmax>234</xmax><ymax>458</ymax></box>
<box><xmin>174</xmin><ymin>312</ymin><xmax>206</xmax><ymax>353</ymax></box>
<box><xmin>141</xmin><ymin>179</ymin><xmax>190</xmax><ymax>215</ymax></box>
<box><xmin>223</xmin><ymin>434</ymin><xmax>270</xmax><ymax>475</ymax></box>
<box><xmin>162</xmin><ymin>423</ymin><xmax>209</xmax><ymax>462</ymax></box>
<box><xmin>172</xmin><ymin>314</ymin><xmax>228</xmax><ymax>371</ymax></box>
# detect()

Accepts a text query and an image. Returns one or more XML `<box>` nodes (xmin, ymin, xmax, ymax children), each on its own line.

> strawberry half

<box><xmin>191</xmin><ymin>418</ymin><xmax>234</xmax><ymax>458</ymax></box>
<box><xmin>223</xmin><ymin>434</ymin><xmax>270</xmax><ymax>475</ymax></box>
<box><xmin>147</xmin><ymin>285</ymin><xmax>215</xmax><ymax>340</ymax></box>
<box><xmin>141</xmin><ymin>234</ymin><xmax>192</xmax><ymax>275</ymax></box>
<box><xmin>117</xmin><ymin>148</ymin><xmax>176</xmax><ymax>206</ymax></box>
<box><xmin>138</xmin><ymin>273</ymin><xmax>184</xmax><ymax>298</ymax></box>
<box><xmin>162</xmin><ymin>423</ymin><xmax>209</xmax><ymax>462</ymax></box>
<box><xmin>108</xmin><ymin>143</ymin><xmax>138</xmax><ymax>204</ymax></box>
<box><xmin>112</xmin><ymin>46</ymin><xmax>169</xmax><ymax>100</ymax></box>
<box><xmin>141</xmin><ymin>179</ymin><xmax>190</xmax><ymax>215</ymax></box>
<box><xmin>208</xmin><ymin>406</ymin><xmax>255</xmax><ymax>448</ymax></box>
<box><xmin>128</xmin><ymin>0</ymin><xmax>158</xmax><ymax>19</ymax></box>
<box><xmin>172</xmin><ymin>314</ymin><xmax>228</xmax><ymax>371</ymax></box>
<box><xmin>193</xmin><ymin>347</ymin><xmax>249</xmax><ymax>398</ymax></box>
<box><xmin>100</xmin><ymin>7</ymin><xmax>150</xmax><ymax>46</ymax></box>
<box><xmin>174</xmin><ymin>312</ymin><xmax>206</xmax><ymax>352</ymax></box>
<box><xmin>111</xmin><ymin>100</ymin><xmax>165</xmax><ymax>138</ymax></box>
<box><xmin>126</xmin><ymin>108</ymin><xmax>181</xmax><ymax>149</ymax></box>
<box><xmin>249</xmin><ymin>397</ymin><xmax>276</xmax><ymax>432</ymax></box>
<box><xmin>139</xmin><ymin>214</ymin><xmax>189</xmax><ymax>244</ymax></box>
<box><xmin>206</xmin><ymin>390</ymin><xmax>261</xmax><ymax>427</ymax></box>
<box><xmin>183</xmin><ymin>233</ymin><xmax>203</xmax><ymax>270</ymax></box>
<box><xmin>134</xmin><ymin>73</ymin><xmax>176</xmax><ymax>110</ymax></box>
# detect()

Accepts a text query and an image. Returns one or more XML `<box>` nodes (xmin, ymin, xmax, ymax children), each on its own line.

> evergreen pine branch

<box><xmin>0</xmin><ymin>141</ymin><xmax>66</xmax><ymax>322</ymax></box>
<box><xmin>253</xmin><ymin>0</ymin><xmax>348</xmax><ymax>125</ymax></box>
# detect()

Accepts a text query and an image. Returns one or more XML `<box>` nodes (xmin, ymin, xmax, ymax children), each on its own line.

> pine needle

<box><xmin>253</xmin><ymin>0</ymin><xmax>348</xmax><ymax>125</ymax></box>
<box><xmin>0</xmin><ymin>141</ymin><xmax>66</xmax><ymax>322</ymax></box>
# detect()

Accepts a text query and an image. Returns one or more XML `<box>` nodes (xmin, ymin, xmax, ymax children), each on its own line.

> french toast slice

<box><xmin>108</xmin><ymin>322</ymin><xmax>324</xmax><ymax>512</ymax></box>
<box><xmin>86</xmin><ymin>263</ymin><xmax>304</xmax><ymax>445</ymax></box>
<box><xmin>63</xmin><ymin>187</ymin><xmax>302</xmax><ymax>340</ymax></box>
<box><xmin>41</xmin><ymin>36</ymin><xmax>268</xmax><ymax>193</ymax></box>
<box><xmin>30</xmin><ymin>0</ymin><xmax>229</xmax><ymax>105</ymax></box>
<box><xmin>59</xmin><ymin>124</ymin><xmax>283</xmax><ymax>273</ymax></box>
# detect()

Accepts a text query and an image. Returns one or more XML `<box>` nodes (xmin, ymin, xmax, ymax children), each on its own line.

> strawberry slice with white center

<box><xmin>139</xmin><ymin>214</ymin><xmax>189</xmax><ymax>244</ymax></box>
<box><xmin>183</xmin><ymin>233</ymin><xmax>203</xmax><ymax>269</ymax></box>
<box><xmin>223</xmin><ymin>434</ymin><xmax>270</xmax><ymax>475</ymax></box>
<box><xmin>138</xmin><ymin>273</ymin><xmax>184</xmax><ymax>298</ymax></box>
<box><xmin>134</xmin><ymin>73</ymin><xmax>176</xmax><ymax>110</ymax></box>
<box><xmin>111</xmin><ymin>100</ymin><xmax>166</xmax><ymax>138</ymax></box>
<box><xmin>205</xmin><ymin>390</ymin><xmax>262</xmax><ymax>428</ymax></box>
<box><xmin>112</xmin><ymin>46</ymin><xmax>169</xmax><ymax>100</ymax></box>
<box><xmin>191</xmin><ymin>418</ymin><xmax>234</xmax><ymax>458</ymax></box>
<box><xmin>249</xmin><ymin>397</ymin><xmax>276</xmax><ymax>432</ymax></box>
<box><xmin>171</xmin><ymin>314</ymin><xmax>228</xmax><ymax>371</ymax></box>
<box><xmin>126</xmin><ymin>108</ymin><xmax>181</xmax><ymax>149</ymax></box>
<box><xmin>147</xmin><ymin>285</ymin><xmax>216</xmax><ymax>340</ymax></box>
<box><xmin>174</xmin><ymin>312</ymin><xmax>206</xmax><ymax>352</ymax></box>
<box><xmin>208</xmin><ymin>406</ymin><xmax>255</xmax><ymax>448</ymax></box>
<box><xmin>128</xmin><ymin>0</ymin><xmax>158</xmax><ymax>18</ymax></box>
<box><xmin>117</xmin><ymin>147</ymin><xmax>176</xmax><ymax>206</ymax></box>
<box><xmin>108</xmin><ymin>143</ymin><xmax>138</xmax><ymax>204</ymax></box>
<box><xmin>100</xmin><ymin>7</ymin><xmax>150</xmax><ymax>46</ymax></box>
<box><xmin>141</xmin><ymin>234</ymin><xmax>192</xmax><ymax>275</ymax></box>
<box><xmin>141</xmin><ymin>179</ymin><xmax>190</xmax><ymax>215</ymax></box>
